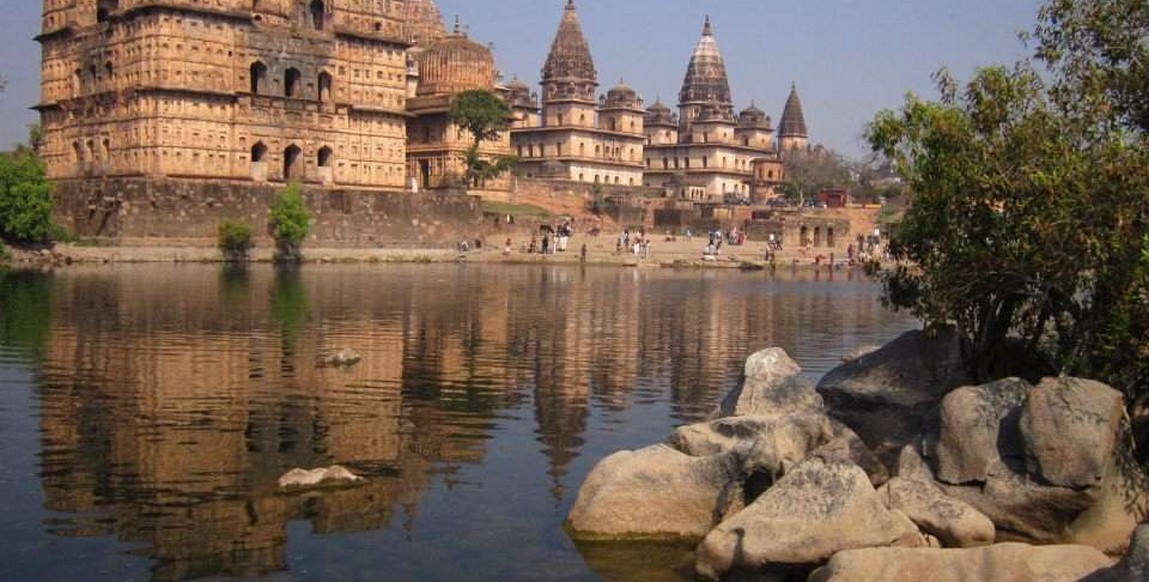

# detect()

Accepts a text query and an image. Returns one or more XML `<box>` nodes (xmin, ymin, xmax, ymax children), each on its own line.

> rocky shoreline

<box><xmin>566</xmin><ymin>331</ymin><xmax>1149</xmax><ymax>581</ymax></box>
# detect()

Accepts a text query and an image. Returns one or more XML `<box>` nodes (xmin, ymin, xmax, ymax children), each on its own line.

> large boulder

<box><xmin>695</xmin><ymin>458</ymin><xmax>922</xmax><ymax>580</ymax></box>
<box><xmin>817</xmin><ymin>329</ymin><xmax>974</xmax><ymax>469</ymax></box>
<box><xmin>812</xmin><ymin>422</ymin><xmax>891</xmax><ymax>487</ymax></box>
<box><xmin>934</xmin><ymin>378</ymin><xmax>1033</xmax><ymax>485</ymax></box>
<box><xmin>1021</xmin><ymin>377</ymin><xmax>1124</xmax><ymax>489</ymax></box>
<box><xmin>935</xmin><ymin>463</ymin><xmax>1099</xmax><ymax>543</ymax></box>
<box><xmin>566</xmin><ymin>444</ymin><xmax>741</xmax><ymax>540</ymax></box>
<box><xmin>1082</xmin><ymin>524</ymin><xmax>1149</xmax><ymax>581</ymax></box>
<box><xmin>808</xmin><ymin>543</ymin><xmax>1114</xmax><ymax>582</ymax></box>
<box><xmin>879</xmin><ymin>476</ymin><xmax>995</xmax><ymax>548</ymax></box>
<box><xmin>668</xmin><ymin>413</ymin><xmax>834</xmax><ymax>460</ymax></box>
<box><xmin>716</xmin><ymin>348</ymin><xmax>823</xmax><ymax>418</ymax></box>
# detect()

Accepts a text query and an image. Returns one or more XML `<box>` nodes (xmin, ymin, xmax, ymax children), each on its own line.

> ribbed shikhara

<box><xmin>678</xmin><ymin>16</ymin><xmax>734</xmax><ymax>113</ymax></box>
<box><xmin>541</xmin><ymin>0</ymin><xmax>598</xmax><ymax>100</ymax></box>
<box><xmin>779</xmin><ymin>83</ymin><xmax>809</xmax><ymax>139</ymax></box>
<box><xmin>402</xmin><ymin>0</ymin><xmax>447</xmax><ymax>48</ymax></box>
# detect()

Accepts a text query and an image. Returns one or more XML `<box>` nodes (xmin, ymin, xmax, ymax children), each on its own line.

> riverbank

<box><xmin>2</xmin><ymin>231</ymin><xmax>874</xmax><ymax>271</ymax></box>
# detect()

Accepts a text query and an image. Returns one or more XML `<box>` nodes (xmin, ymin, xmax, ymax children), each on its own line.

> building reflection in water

<box><xmin>26</xmin><ymin>264</ymin><xmax>904</xmax><ymax>580</ymax></box>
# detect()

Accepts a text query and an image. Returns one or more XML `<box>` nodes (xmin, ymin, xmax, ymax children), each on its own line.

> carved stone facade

<box><xmin>643</xmin><ymin>16</ymin><xmax>787</xmax><ymax>203</ymax></box>
<box><xmin>38</xmin><ymin>0</ymin><xmax>411</xmax><ymax>190</ymax></box>
<box><xmin>510</xmin><ymin>1</ymin><xmax>646</xmax><ymax>188</ymax></box>
<box><xmin>406</xmin><ymin>22</ymin><xmax>512</xmax><ymax>194</ymax></box>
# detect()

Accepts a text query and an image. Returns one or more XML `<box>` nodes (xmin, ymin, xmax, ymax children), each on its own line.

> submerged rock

<box><xmin>808</xmin><ymin>543</ymin><xmax>1114</xmax><ymax>582</ymax></box>
<box><xmin>320</xmin><ymin>348</ymin><xmax>362</xmax><ymax>368</ymax></box>
<box><xmin>278</xmin><ymin>465</ymin><xmax>363</xmax><ymax>489</ymax></box>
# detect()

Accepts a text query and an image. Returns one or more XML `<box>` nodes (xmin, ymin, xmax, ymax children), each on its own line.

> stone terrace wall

<box><xmin>52</xmin><ymin>178</ymin><xmax>484</xmax><ymax>247</ymax></box>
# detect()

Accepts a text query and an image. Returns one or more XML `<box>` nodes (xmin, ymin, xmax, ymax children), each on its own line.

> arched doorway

<box><xmin>251</xmin><ymin>141</ymin><xmax>268</xmax><ymax>181</ymax></box>
<box><xmin>318</xmin><ymin>71</ymin><xmax>332</xmax><ymax>102</ymax></box>
<box><xmin>283</xmin><ymin>145</ymin><xmax>302</xmax><ymax>182</ymax></box>
<box><xmin>284</xmin><ymin>68</ymin><xmax>301</xmax><ymax>98</ymax></box>
<box><xmin>309</xmin><ymin>0</ymin><xmax>326</xmax><ymax>31</ymax></box>
<box><xmin>250</xmin><ymin>62</ymin><xmax>267</xmax><ymax>94</ymax></box>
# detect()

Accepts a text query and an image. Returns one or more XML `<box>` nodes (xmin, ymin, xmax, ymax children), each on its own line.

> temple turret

<box><xmin>540</xmin><ymin>0</ymin><xmax>598</xmax><ymax>110</ymax></box>
<box><xmin>678</xmin><ymin>16</ymin><xmax>734</xmax><ymax>137</ymax></box>
<box><xmin>778</xmin><ymin>83</ymin><xmax>809</xmax><ymax>151</ymax></box>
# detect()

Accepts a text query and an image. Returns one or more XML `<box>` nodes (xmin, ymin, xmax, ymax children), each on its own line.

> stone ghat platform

<box><xmin>15</xmin><ymin>229</ymin><xmax>874</xmax><ymax>271</ymax></box>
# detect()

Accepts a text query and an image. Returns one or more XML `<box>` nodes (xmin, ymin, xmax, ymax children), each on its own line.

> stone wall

<box><xmin>52</xmin><ymin>178</ymin><xmax>484</xmax><ymax>247</ymax></box>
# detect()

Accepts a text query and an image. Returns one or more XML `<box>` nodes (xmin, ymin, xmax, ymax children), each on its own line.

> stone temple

<box><xmin>35</xmin><ymin>0</ymin><xmax>816</xmax><ymax>238</ymax></box>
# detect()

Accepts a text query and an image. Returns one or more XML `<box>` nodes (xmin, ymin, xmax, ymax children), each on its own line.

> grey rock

<box><xmin>1021</xmin><ymin>377</ymin><xmax>1124</xmax><ymax>489</ymax></box>
<box><xmin>817</xmin><ymin>329</ymin><xmax>974</xmax><ymax>470</ymax></box>
<box><xmin>934</xmin><ymin>378</ymin><xmax>1033</xmax><ymax>485</ymax></box>
<box><xmin>809</xmin><ymin>543</ymin><xmax>1114</xmax><ymax>582</ymax></box>
<box><xmin>567</xmin><ymin>444</ymin><xmax>742</xmax><ymax>540</ymax></box>
<box><xmin>879</xmin><ymin>476</ymin><xmax>996</xmax><ymax>548</ymax></box>
<box><xmin>695</xmin><ymin>458</ymin><xmax>923</xmax><ymax>580</ymax></box>
<box><xmin>716</xmin><ymin>348</ymin><xmax>823</xmax><ymax>419</ymax></box>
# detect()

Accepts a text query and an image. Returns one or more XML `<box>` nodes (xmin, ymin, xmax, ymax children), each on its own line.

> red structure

<box><xmin>817</xmin><ymin>189</ymin><xmax>850</xmax><ymax>208</ymax></box>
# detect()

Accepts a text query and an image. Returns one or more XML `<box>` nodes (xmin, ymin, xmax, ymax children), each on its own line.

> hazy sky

<box><xmin>0</xmin><ymin>0</ymin><xmax>1047</xmax><ymax>157</ymax></box>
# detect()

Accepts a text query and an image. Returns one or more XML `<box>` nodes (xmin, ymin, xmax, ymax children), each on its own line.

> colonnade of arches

<box><xmin>251</xmin><ymin>142</ymin><xmax>334</xmax><ymax>182</ymax></box>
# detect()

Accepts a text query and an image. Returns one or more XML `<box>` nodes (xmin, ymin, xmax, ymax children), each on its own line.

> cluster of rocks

<box><xmin>566</xmin><ymin>330</ymin><xmax>1148</xmax><ymax>581</ymax></box>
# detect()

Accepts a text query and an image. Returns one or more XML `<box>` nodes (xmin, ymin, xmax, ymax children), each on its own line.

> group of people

<box><xmin>524</xmin><ymin>220</ymin><xmax>576</xmax><ymax>255</ymax></box>
<box><xmin>616</xmin><ymin>228</ymin><xmax>653</xmax><ymax>259</ymax></box>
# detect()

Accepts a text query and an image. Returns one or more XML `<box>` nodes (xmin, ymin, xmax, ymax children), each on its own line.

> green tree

<box><xmin>866</xmin><ymin>0</ymin><xmax>1148</xmax><ymax>410</ymax></box>
<box><xmin>269</xmin><ymin>183</ymin><xmax>310</xmax><ymax>263</ymax></box>
<box><xmin>217</xmin><ymin>220</ymin><xmax>255</xmax><ymax>262</ymax></box>
<box><xmin>0</xmin><ymin>149</ymin><xmax>54</xmax><ymax>244</ymax></box>
<box><xmin>449</xmin><ymin>89</ymin><xmax>516</xmax><ymax>188</ymax></box>
<box><xmin>780</xmin><ymin>148</ymin><xmax>853</xmax><ymax>205</ymax></box>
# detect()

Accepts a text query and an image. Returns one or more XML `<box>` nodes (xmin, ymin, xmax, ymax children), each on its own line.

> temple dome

<box><xmin>604</xmin><ymin>80</ymin><xmax>640</xmax><ymax>108</ymax></box>
<box><xmin>738</xmin><ymin>102</ymin><xmax>771</xmax><ymax>129</ymax></box>
<box><xmin>416</xmin><ymin>32</ymin><xmax>495</xmax><ymax>97</ymax></box>
<box><xmin>645</xmin><ymin>99</ymin><xmax>676</xmax><ymax>125</ymax></box>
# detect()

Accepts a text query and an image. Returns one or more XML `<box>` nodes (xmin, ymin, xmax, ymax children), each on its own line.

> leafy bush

<box><xmin>217</xmin><ymin>220</ymin><xmax>254</xmax><ymax>261</ymax></box>
<box><xmin>0</xmin><ymin>149</ymin><xmax>54</xmax><ymax>244</ymax></box>
<box><xmin>867</xmin><ymin>0</ymin><xmax>1148</xmax><ymax>407</ymax></box>
<box><xmin>269</xmin><ymin>183</ymin><xmax>310</xmax><ymax>262</ymax></box>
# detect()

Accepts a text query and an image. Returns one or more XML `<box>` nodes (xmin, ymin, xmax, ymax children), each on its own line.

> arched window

<box><xmin>310</xmin><ymin>0</ymin><xmax>326</xmax><ymax>31</ymax></box>
<box><xmin>317</xmin><ymin>146</ymin><xmax>333</xmax><ymax>167</ymax></box>
<box><xmin>283</xmin><ymin>144</ymin><xmax>302</xmax><ymax>181</ymax></box>
<box><xmin>73</xmin><ymin>141</ymin><xmax>84</xmax><ymax>162</ymax></box>
<box><xmin>96</xmin><ymin>0</ymin><xmax>118</xmax><ymax>23</ymax></box>
<box><xmin>284</xmin><ymin>68</ymin><xmax>301</xmax><ymax>98</ymax></box>
<box><xmin>105</xmin><ymin>62</ymin><xmax>114</xmax><ymax>78</ymax></box>
<box><xmin>318</xmin><ymin>71</ymin><xmax>332</xmax><ymax>102</ymax></box>
<box><xmin>251</xmin><ymin>141</ymin><xmax>267</xmax><ymax>163</ymax></box>
<box><xmin>250</xmin><ymin>61</ymin><xmax>267</xmax><ymax>94</ymax></box>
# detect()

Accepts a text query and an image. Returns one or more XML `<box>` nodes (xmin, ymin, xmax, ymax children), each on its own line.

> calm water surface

<box><xmin>0</xmin><ymin>264</ymin><xmax>917</xmax><ymax>581</ymax></box>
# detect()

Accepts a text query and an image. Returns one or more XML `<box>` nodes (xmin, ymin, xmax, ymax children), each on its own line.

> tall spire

<box><xmin>541</xmin><ymin>0</ymin><xmax>597</xmax><ymax>100</ymax></box>
<box><xmin>402</xmin><ymin>0</ymin><xmax>447</xmax><ymax>47</ymax></box>
<box><xmin>678</xmin><ymin>15</ymin><xmax>733</xmax><ymax>131</ymax></box>
<box><xmin>779</xmin><ymin>82</ymin><xmax>808</xmax><ymax>138</ymax></box>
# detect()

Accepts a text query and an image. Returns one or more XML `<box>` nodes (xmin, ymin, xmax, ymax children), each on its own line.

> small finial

<box><xmin>703</xmin><ymin>15</ymin><xmax>712</xmax><ymax>36</ymax></box>
<box><xmin>566</xmin><ymin>0</ymin><xmax>575</xmax><ymax>9</ymax></box>
<box><xmin>453</xmin><ymin>15</ymin><xmax>461</xmax><ymax>35</ymax></box>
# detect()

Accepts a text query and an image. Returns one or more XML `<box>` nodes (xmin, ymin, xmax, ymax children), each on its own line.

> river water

<box><xmin>0</xmin><ymin>264</ymin><xmax>917</xmax><ymax>581</ymax></box>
